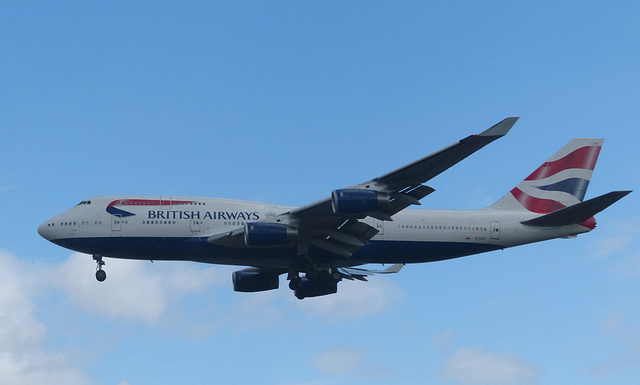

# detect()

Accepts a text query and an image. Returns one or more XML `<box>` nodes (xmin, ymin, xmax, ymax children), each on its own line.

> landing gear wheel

<box><xmin>289</xmin><ymin>277</ymin><xmax>302</xmax><ymax>290</ymax></box>
<box><xmin>95</xmin><ymin>269</ymin><xmax>107</xmax><ymax>282</ymax></box>
<box><xmin>93</xmin><ymin>255</ymin><xmax>106</xmax><ymax>282</ymax></box>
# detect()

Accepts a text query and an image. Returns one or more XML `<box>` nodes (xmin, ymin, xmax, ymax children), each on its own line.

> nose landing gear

<box><xmin>93</xmin><ymin>255</ymin><xmax>106</xmax><ymax>282</ymax></box>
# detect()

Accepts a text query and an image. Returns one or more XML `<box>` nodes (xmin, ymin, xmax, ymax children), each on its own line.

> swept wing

<box><xmin>209</xmin><ymin>118</ymin><xmax>518</xmax><ymax>259</ymax></box>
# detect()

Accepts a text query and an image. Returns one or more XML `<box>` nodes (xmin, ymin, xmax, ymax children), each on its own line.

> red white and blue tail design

<box><xmin>490</xmin><ymin>138</ymin><xmax>603</xmax><ymax>213</ymax></box>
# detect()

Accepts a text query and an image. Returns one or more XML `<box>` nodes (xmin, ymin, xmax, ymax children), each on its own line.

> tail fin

<box><xmin>490</xmin><ymin>138</ymin><xmax>604</xmax><ymax>212</ymax></box>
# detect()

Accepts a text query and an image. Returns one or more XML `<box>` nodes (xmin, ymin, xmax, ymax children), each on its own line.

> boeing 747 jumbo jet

<box><xmin>38</xmin><ymin>118</ymin><xmax>630</xmax><ymax>299</ymax></box>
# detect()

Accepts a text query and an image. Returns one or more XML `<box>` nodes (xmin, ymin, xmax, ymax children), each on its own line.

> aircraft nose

<box><xmin>38</xmin><ymin>220</ymin><xmax>55</xmax><ymax>241</ymax></box>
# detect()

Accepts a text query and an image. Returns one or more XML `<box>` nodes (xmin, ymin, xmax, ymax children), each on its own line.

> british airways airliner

<box><xmin>38</xmin><ymin>118</ymin><xmax>630</xmax><ymax>299</ymax></box>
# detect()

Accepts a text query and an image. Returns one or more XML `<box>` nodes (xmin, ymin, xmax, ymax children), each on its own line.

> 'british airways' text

<box><xmin>148</xmin><ymin>211</ymin><xmax>260</xmax><ymax>220</ymax></box>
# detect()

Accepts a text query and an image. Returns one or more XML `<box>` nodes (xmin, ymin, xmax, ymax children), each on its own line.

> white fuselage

<box><xmin>38</xmin><ymin>195</ymin><xmax>592</xmax><ymax>268</ymax></box>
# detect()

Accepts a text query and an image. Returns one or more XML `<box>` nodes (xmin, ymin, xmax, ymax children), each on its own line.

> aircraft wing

<box><xmin>210</xmin><ymin>118</ymin><xmax>518</xmax><ymax>258</ymax></box>
<box><xmin>287</xmin><ymin>117</ymin><xmax>518</xmax><ymax>221</ymax></box>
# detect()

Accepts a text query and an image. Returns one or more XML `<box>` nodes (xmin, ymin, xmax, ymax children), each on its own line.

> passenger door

<box><xmin>112</xmin><ymin>214</ymin><xmax>122</xmax><ymax>235</ymax></box>
<box><xmin>490</xmin><ymin>221</ymin><xmax>500</xmax><ymax>240</ymax></box>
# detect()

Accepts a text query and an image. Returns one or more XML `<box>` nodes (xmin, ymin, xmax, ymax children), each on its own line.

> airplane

<box><xmin>38</xmin><ymin>117</ymin><xmax>631</xmax><ymax>299</ymax></box>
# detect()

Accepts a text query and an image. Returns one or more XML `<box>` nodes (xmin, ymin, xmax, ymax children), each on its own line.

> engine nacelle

<box><xmin>294</xmin><ymin>278</ymin><xmax>338</xmax><ymax>299</ymax></box>
<box><xmin>244</xmin><ymin>222</ymin><xmax>298</xmax><ymax>247</ymax></box>
<box><xmin>331</xmin><ymin>189</ymin><xmax>389</xmax><ymax>215</ymax></box>
<box><xmin>232</xmin><ymin>268</ymin><xmax>280</xmax><ymax>292</ymax></box>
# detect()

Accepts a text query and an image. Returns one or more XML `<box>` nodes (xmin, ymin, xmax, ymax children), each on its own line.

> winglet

<box><xmin>479</xmin><ymin>117</ymin><xmax>519</xmax><ymax>137</ymax></box>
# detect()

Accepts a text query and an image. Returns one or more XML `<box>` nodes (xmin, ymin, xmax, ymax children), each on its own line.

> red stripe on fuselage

<box><xmin>107</xmin><ymin>199</ymin><xmax>195</xmax><ymax>208</ymax></box>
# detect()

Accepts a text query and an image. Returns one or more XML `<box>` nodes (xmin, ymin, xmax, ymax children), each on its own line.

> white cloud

<box><xmin>199</xmin><ymin>274</ymin><xmax>405</xmax><ymax>334</ymax></box>
<box><xmin>590</xmin><ymin>311</ymin><xmax>640</xmax><ymax>380</ymax></box>
<box><xmin>0</xmin><ymin>251</ymin><xmax>93</xmax><ymax>385</ymax></box>
<box><xmin>226</xmin><ymin>290</ymin><xmax>286</xmax><ymax>331</ymax></box>
<box><xmin>0</xmin><ymin>250</ymin><xmax>234</xmax><ymax>384</ymax></box>
<box><xmin>52</xmin><ymin>253</ymin><xmax>227</xmax><ymax>323</ymax></box>
<box><xmin>440</xmin><ymin>347</ymin><xmax>542</xmax><ymax>385</ymax></box>
<box><xmin>0</xmin><ymin>254</ymin><xmax>45</xmax><ymax>352</ymax></box>
<box><xmin>611</xmin><ymin>253</ymin><xmax>640</xmax><ymax>277</ymax></box>
<box><xmin>294</xmin><ymin>277</ymin><xmax>404</xmax><ymax>319</ymax></box>
<box><xmin>314</xmin><ymin>347</ymin><xmax>366</xmax><ymax>376</ymax></box>
<box><xmin>0</xmin><ymin>351</ymin><xmax>92</xmax><ymax>385</ymax></box>
<box><xmin>591</xmin><ymin>235</ymin><xmax>633</xmax><ymax>259</ymax></box>
<box><xmin>0</xmin><ymin>250</ymin><xmax>403</xmax><ymax>383</ymax></box>
<box><xmin>313</xmin><ymin>346</ymin><xmax>389</xmax><ymax>379</ymax></box>
<box><xmin>432</xmin><ymin>329</ymin><xmax>457</xmax><ymax>353</ymax></box>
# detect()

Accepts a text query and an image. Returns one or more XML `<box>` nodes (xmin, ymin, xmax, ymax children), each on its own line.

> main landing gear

<box><xmin>93</xmin><ymin>255</ymin><xmax>106</xmax><ymax>282</ymax></box>
<box><xmin>288</xmin><ymin>264</ymin><xmax>341</xmax><ymax>300</ymax></box>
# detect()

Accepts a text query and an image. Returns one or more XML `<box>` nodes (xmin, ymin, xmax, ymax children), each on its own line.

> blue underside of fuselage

<box><xmin>52</xmin><ymin>236</ymin><xmax>502</xmax><ymax>268</ymax></box>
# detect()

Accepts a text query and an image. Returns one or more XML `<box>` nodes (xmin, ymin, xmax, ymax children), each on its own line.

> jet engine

<box><xmin>331</xmin><ymin>189</ymin><xmax>389</xmax><ymax>214</ymax></box>
<box><xmin>232</xmin><ymin>268</ymin><xmax>280</xmax><ymax>292</ymax></box>
<box><xmin>244</xmin><ymin>222</ymin><xmax>298</xmax><ymax>247</ymax></box>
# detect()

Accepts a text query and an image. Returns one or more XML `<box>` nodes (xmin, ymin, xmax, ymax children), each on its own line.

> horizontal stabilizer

<box><xmin>521</xmin><ymin>190</ymin><xmax>631</xmax><ymax>227</ymax></box>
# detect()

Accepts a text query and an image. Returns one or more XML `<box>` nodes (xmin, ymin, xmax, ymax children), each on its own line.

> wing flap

<box><xmin>302</xmin><ymin>220</ymin><xmax>379</xmax><ymax>256</ymax></box>
<box><xmin>386</xmin><ymin>185</ymin><xmax>435</xmax><ymax>217</ymax></box>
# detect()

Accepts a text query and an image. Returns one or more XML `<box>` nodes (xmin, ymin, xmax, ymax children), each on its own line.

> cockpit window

<box><xmin>76</xmin><ymin>200</ymin><xmax>92</xmax><ymax>206</ymax></box>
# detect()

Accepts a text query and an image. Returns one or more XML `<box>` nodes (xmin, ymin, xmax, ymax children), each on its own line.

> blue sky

<box><xmin>1</xmin><ymin>1</ymin><xmax>639</xmax><ymax>384</ymax></box>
